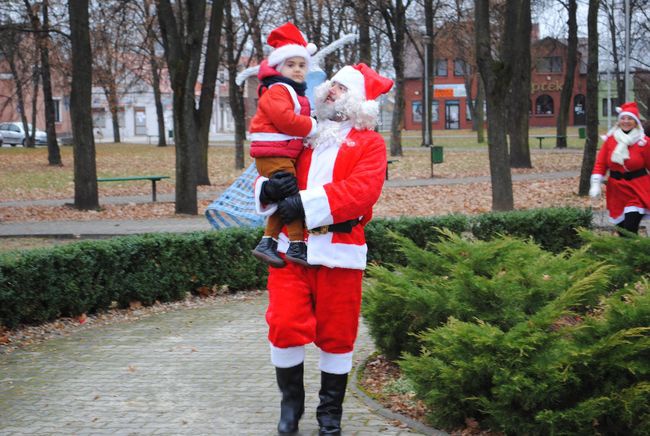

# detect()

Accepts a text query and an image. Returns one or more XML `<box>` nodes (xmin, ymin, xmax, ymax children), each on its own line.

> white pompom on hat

<box><xmin>266</xmin><ymin>22</ymin><xmax>317</xmax><ymax>67</ymax></box>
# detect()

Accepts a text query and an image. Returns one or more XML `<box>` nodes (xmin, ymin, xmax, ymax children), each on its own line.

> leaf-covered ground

<box><xmin>0</xmin><ymin>144</ymin><xmax>604</xmax><ymax>222</ymax></box>
<box><xmin>360</xmin><ymin>354</ymin><xmax>503</xmax><ymax>435</ymax></box>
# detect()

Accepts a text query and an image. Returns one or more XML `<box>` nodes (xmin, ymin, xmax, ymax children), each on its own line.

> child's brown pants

<box><xmin>256</xmin><ymin>156</ymin><xmax>304</xmax><ymax>241</ymax></box>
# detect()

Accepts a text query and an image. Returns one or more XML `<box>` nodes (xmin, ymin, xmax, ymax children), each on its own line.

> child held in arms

<box><xmin>250</xmin><ymin>22</ymin><xmax>318</xmax><ymax>268</ymax></box>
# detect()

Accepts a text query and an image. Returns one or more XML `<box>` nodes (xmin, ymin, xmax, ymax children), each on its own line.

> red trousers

<box><xmin>266</xmin><ymin>260</ymin><xmax>363</xmax><ymax>354</ymax></box>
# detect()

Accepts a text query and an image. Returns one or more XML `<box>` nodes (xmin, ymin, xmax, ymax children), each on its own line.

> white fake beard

<box><xmin>313</xmin><ymin>80</ymin><xmax>342</xmax><ymax>121</ymax></box>
<box><xmin>311</xmin><ymin>119</ymin><xmax>352</xmax><ymax>150</ymax></box>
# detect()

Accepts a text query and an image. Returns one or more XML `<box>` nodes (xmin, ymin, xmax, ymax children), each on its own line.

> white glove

<box><xmin>589</xmin><ymin>174</ymin><xmax>603</xmax><ymax>198</ymax></box>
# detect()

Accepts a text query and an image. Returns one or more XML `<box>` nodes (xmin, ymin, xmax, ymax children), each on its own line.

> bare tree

<box><xmin>196</xmin><ymin>1</ymin><xmax>224</xmax><ymax>185</ymax></box>
<box><xmin>352</xmin><ymin>0</ymin><xmax>372</xmax><ymax>64</ymax></box>
<box><xmin>375</xmin><ymin>0</ymin><xmax>412</xmax><ymax>157</ymax></box>
<box><xmin>156</xmin><ymin>0</ymin><xmax>224</xmax><ymax>214</ymax></box>
<box><xmin>475</xmin><ymin>0</ymin><xmax>526</xmax><ymax>211</ymax></box>
<box><xmin>141</xmin><ymin>0</ymin><xmax>167</xmax><ymax>147</ymax></box>
<box><xmin>69</xmin><ymin>0</ymin><xmax>99</xmax><ymax>210</ymax></box>
<box><xmin>90</xmin><ymin>1</ymin><xmax>138</xmax><ymax>143</ymax></box>
<box><xmin>23</xmin><ymin>0</ymin><xmax>61</xmax><ymax>165</ymax></box>
<box><xmin>224</xmin><ymin>0</ymin><xmax>251</xmax><ymax>170</ymax></box>
<box><xmin>554</xmin><ymin>0</ymin><xmax>577</xmax><ymax>149</ymax></box>
<box><xmin>0</xmin><ymin>23</ymin><xmax>37</xmax><ymax>148</ymax></box>
<box><xmin>578</xmin><ymin>0</ymin><xmax>599</xmax><ymax>196</ymax></box>
<box><xmin>444</xmin><ymin>0</ymin><xmax>484</xmax><ymax>143</ymax></box>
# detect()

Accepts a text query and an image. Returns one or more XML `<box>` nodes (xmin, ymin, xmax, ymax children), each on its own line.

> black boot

<box><xmin>276</xmin><ymin>363</ymin><xmax>305</xmax><ymax>434</ymax></box>
<box><xmin>252</xmin><ymin>237</ymin><xmax>285</xmax><ymax>268</ymax></box>
<box><xmin>316</xmin><ymin>371</ymin><xmax>348</xmax><ymax>435</ymax></box>
<box><xmin>285</xmin><ymin>241</ymin><xmax>309</xmax><ymax>267</ymax></box>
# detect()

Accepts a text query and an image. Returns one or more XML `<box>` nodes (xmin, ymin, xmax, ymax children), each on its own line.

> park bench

<box><xmin>96</xmin><ymin>175</ymin><xmax>171</xmax><ymax>202</ymax></box>
<box><xmin>533</xmin><ymin>135</ymin><xmax>567</xmax><ymax>149</ymax></box>
<box><xmin>386</xmin><ymin>159</ymin><xmax>399</xmax><ymax>180</ymax></box>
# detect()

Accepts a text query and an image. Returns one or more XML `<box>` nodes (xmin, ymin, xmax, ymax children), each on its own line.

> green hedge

<box><xmin>470</xmin><ymin>206</ymin><xmax>593</xmax><ymax>253</ymax></box>
<box><xmin>0</xmin><ymin>207</ymin><xmax>592</xmax><ymax>329</ymax></box>
<box><xmin>362</xmin><ymin>231</ymin><xmax>650</xmax><ymax>434</ymax></box>
<box><xmin>0</xmin><ymin>228</ymin><xmax>267</xmax><ymax>328</ymax></box>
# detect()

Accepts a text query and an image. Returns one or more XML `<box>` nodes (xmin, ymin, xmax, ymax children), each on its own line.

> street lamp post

<box><xmin>422</xmin><ymin>34</ymin><xmax>432</xmax><ymax>147</ymax></box>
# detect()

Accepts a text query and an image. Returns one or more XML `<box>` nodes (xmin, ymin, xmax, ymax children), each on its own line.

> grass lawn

<box><xmin>0</xmin><ymin>127</ymin><xmax>589</xmax><ymax>202</ymax></box>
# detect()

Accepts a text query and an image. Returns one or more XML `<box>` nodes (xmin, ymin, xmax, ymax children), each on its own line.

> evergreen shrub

<box><xmin>0</xmin><ymin>228</ymin><xmax>267</xmax><ymax>328</ymax></box>
<box><xmin>362</xmin><ymin>231</ymin><xmax>602</xmax><ymax>359</ymax></box>
<box><xmin>363</xmin><ymin>231</ymin><xmax>650</xmax><ymax>434</ymax></box>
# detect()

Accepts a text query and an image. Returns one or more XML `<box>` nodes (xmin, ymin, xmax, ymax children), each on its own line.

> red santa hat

<box><xmin>617</xmin><ymin>101</ymin><xmax>643</xmax><ymax>126</ymax></box>
<box><xmin>267</xmin><ymin>22</ymin><xmax>317</xmax><ymax>67</ymax></box>
<box><xmin>330</xmin><ymin>63</ymin><xmax>394</xmax><ymax>101</ymax></box>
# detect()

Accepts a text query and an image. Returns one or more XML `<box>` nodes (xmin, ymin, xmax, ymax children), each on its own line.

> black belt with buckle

<box><xmin>610</xmin><ymin>169</ymin><xmax>648</xmax><ymax>181</ymax></box>
<box><xmin>308</xmin><ymin>219</ymin><xmax>360</xmax><ymax>235</ymax></box>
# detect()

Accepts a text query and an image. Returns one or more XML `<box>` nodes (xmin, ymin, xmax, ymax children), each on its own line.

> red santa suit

<box><xmin>254</xmin><ymin>64</ymin><xmax>393</xmax><ymax>374</ymax></box>
<box><xmin>591</xmin><ymin>102</ymin><xmax>650</xmax><ymax>224</ymax></box>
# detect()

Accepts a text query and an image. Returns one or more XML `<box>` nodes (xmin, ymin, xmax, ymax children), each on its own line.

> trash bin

<box><xmin>430</xmin><ymin>145</ymin><xmax>443</xmax><ymax>164</ymax></box>
<box><xmin>578</xmin><ymin>127</ymin><xmax>586</xmax><ymax>139</ymax></box>
<box><xmin>168</xmin><ymin>129</ymin><xmax>174</xmax><ymax>139</ymax></box>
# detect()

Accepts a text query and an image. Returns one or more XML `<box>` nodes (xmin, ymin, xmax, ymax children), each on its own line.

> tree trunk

<box><xmin>29</xmin><ymin>75</ymin><xmax>38</xmax><ymax>147</ymax></box>
<box><xmin>379</xmin><ymin>0</ymin><xmax>406</xmax><ymax>157</ymax></box>
<box><xmin>475</xmin><ymin>0</ymin><xmax>514</xmax><ymax>211</ymax></box>
<box><xmin>232</xmin><ymin>84</ymin><xmax>247</xmax><ymax>170</ymax></box>
<box><xmin>354</xmin><ymin>0</ymin><xmax>372</xmax><ymax>65</ymax></box>
<box><xmin>69</xmin><ymin>0</ymin><xmax>99</xmax><ymax>210</ymax></box>
<box><xmin>151</xmin><ymin>57</ymin><xmax>167</xmax><ymax>147</ymax></box>
<box><xmin>7</xmin><ymin>53</ymin><xmax>34</xmax><ymax>148</ymax></box>
<box><xmin>603</xmin><ymin>1</ymin><xmax>624</xmax><ymax>106</ymax></box>
<box><xmin>24</xmin><ymin>0</ymin><xmax>61</xmax><ymax>164</ymax></box>
<box><xmin>157</xmin><ymin>0</ymin><xmax>207</xmax><ymax>215</ymax></box>
<box><xmin>475</xmin><ymin>78</ymin><xmax>485</xmax><ymax>143</ymax></box>
<box><xmin>506</xmin><ymin>0</ymin><xmax>532</xmax><ymax>168</ymax></box>
<box><xmin>579</xmin><ymin>0</ymin><xmax>600</xmax><ymax>196</ymax></box>
<box><xmin>105</xmin><ymin>86</ymin><xmax>121</xmax><ymax>143</ymax></box>
<box><xmin>143</xmin><ymin>1</ymin><xmax>167</xmax><ymax>147</ymax></box>
<box><xmin>196</xmin><ymin>1</ymin><xmax>224</xmax><ymax>185</ymax></box>
<box><xmin>224</xmin><ymin>0</ymin><xmax>246</xmax><ymax>170</ymax></box>
<box><xmin>555</xmin><ymin>0</ymin><xmax>577</xmax><ymax>149</ymax></box>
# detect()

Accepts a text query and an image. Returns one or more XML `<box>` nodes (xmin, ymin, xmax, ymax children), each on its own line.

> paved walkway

<box><xmin>0</xmin><ymin>293</ymin><xmax>437</xmax><ymax>435</ymax></box>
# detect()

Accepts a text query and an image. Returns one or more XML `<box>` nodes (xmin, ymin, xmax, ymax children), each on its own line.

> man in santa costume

<box><xmin>254</xmin><ymin>63</ymin><xmax>393</xmax><ymax>434</ymax></box>
<box><xmin>590</xmin><ymin>101</ymin><xmax>650</xmax><ymax>234</ymax></box>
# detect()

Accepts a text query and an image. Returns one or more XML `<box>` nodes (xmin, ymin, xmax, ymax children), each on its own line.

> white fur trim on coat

<box><xmin>254</xmin><ymin>176</ymin><xmax>278</xmax><ymax>216</ymax></box>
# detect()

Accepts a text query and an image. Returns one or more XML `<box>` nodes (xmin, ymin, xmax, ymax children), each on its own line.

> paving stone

<box><xmin>0</xmin><ymin>293</ymin><xmax>427</xmax><ymax>435</ymax></box>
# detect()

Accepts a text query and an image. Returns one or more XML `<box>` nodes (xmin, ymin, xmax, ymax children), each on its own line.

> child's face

<box><xmin>279</xmin><ymin>56</ymin><xmax>308</xmax><ymax>83</ymax></box>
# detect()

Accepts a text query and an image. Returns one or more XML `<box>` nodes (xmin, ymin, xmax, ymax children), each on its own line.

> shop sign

<box><xmin>531</xmin><ymin>80</ymin><xmax>563</xmax><ymax>94</ymax></box>
<box><xmin>433</xmin><ymin>84</ymin><xmax>466</xmax><ymax>98</ymax></box>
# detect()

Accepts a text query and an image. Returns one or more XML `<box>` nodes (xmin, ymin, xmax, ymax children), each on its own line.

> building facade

<box><xmin>403</xmin><ymin>33</ymin><xmax>589</xmax><ymax>131</ymax></box>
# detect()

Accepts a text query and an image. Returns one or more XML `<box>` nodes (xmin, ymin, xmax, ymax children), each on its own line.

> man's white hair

<box><xmin>313</xmin><ymin>80</ymin><xmax>380</xmax><ymax>130</ymax></box>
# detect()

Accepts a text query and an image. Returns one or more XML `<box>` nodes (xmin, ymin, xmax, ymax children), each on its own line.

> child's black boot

<box><xmin>285</xmin><ymin>241</ymin><xmax>309</xmax><ymax>267</ymax></box>
<box><xmin>252</xmin><ymin>237</ymin><xmax>285</xmax><ymax>268</ymax></box>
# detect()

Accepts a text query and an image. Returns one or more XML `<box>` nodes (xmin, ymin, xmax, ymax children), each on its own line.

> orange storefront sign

<box><xmin>433</xmin><ymin>88</ymin><xmax>454</xmax><ymax>98</ymax></box>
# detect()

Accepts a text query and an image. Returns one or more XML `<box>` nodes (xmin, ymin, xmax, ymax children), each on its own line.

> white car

<box><xmin>0</xmin><ymin>122</ymin><xmax>47</xmax><ymax>146</ymax></box>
